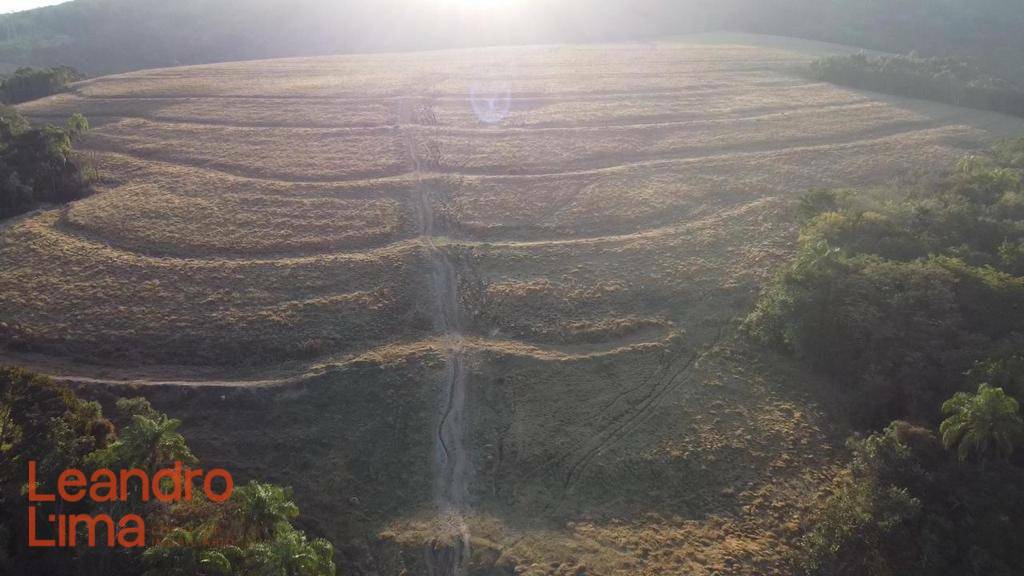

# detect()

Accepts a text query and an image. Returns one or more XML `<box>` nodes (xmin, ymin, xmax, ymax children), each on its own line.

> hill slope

<box><xmin>2</xmin><ymin>0</ymin><xmax>1024</xmax><ymax>82</ymax></box>
<box><xmin>3</xmin><ymin>37</ymin><xmax>1024</xmax><ymax>573</ymax></box>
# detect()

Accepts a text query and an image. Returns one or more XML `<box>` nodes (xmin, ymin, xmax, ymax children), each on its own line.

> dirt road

<box><xmin>400</xmin><ymin>97</ymin><xmax>471</xmax><ymax>575</ymax></box>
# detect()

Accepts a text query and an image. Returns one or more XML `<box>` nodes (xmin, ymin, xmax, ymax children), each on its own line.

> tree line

<box><xmin>1</xmin><ymin>1</ymin><xmax>1023</xmax><ymax>84</ymax></box>
<box><xmin>808</xmin><ymin>53</ymin><xmax>1024</xmax><ymax>118</ymax></box>
<box><xmin>0</xmin><ymin>105</ymin><xmax>92</xmax><ymax>220</ymax></box>
<box><xmin>744</xmin><ymin>139</ymin><xmax>1024</xmax><ymax>574</ymax></box>
<box><xmin>0</xmin><ymin>66</ymin><xmax>83</xmax><ymax>105</ymax></box>
<box><xmin>0</xmin><ymin>367</ymin><xmax>337</xmax><ymax>576</ymax></box>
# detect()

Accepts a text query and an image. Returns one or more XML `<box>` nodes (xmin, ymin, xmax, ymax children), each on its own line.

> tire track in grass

<box><xmin>551</xmin><ymin>324</ymin><xmax>730</xmax><ymax>513</ymax></box>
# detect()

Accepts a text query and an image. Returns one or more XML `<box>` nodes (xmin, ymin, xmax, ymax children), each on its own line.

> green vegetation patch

<box><xmin>747</xmin><ymin>138</ymin><xmax>1024</xmax><ymax>575</ymax></box>
<box><xmin>0</xmin><ymin>66</ymin><xmax>83</xmax><ymax>105</ymax></box>
<box><xmin>809</xmin><ymin>53</ymin><xmax>1024</xmax><ymax>118</ymax></box>
<box><xmin>0</xmin><ymin>366</ymin><xmax>336</xmax><ymax>576</ymax></box>
<box><xmin>0</xmin><ymin>105</ymin><xmax>91</xmax><ymax>220</ymax></box>
<box><xmin>746</xmin><ymin>138</ymin><xmax>1024</xmax><ymax>426</ymax></box>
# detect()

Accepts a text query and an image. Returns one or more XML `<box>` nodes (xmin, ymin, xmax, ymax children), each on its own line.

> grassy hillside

<box><xmin>1</xmin><ymin>0</ymin><xmax>1023</xmax><ymax>83</ymax></box>
<box><xmin>3</xmin><ymin>38</ymin><xmax>1023</xmax><ymax>573</ymax></box>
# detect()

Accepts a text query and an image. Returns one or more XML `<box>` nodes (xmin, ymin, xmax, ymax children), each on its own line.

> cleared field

<box><xmin>4</xmin><ymin>36</ymin><xmax>1024</xmax><ymax>575</ymax></box>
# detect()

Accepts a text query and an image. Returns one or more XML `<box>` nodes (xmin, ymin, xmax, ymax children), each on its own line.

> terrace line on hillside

<box><xmin>4</xmin><ymin>36</ymin><xmax>1024</xmax><ymax>575</ymax></box>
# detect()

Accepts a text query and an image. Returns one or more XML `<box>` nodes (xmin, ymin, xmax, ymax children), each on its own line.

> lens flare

<box><xmin>470</xmin><ymin>81</ymin><xmax>512</xmax><ymax>124</ymax></box>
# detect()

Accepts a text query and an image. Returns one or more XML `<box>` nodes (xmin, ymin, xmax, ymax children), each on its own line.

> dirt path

<box><xmin>400</xmin><ymin>97</ymin><xmax>472</xmax><ymax>575</ymax></box>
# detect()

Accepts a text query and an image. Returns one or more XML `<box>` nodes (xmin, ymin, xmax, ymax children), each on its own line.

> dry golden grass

<box><xmin>0</xmin><ymin>211</ymin><xmax>430</xmax><ymax>365</ymax></box>
<box><xmin>19</xmin><ymin>93</ymin><xmax>400</xmax><ymax>128</ymax></box>
<box><xmin>82</xmin><ymin>119</ymin><xmax>408</xmax><ymax>181</ymax></box>
<box><xmin>22</xmin><ymin>83</ymin><xmax>871</xmax><ymax>130</ymax></box>
<box><xmin>63</xmin><ymin>152</ymin><xmax>416</xmax><ymax>256</ymax></box>
<box><xmin>5</xmin><ymin>35</ymin><xmax>1024</xmax><ymax>574</ymax></box>
<box><xmin>414</xmin><ymin>101</ymin><xmax>958</xmax><ymax>175</ymax></box>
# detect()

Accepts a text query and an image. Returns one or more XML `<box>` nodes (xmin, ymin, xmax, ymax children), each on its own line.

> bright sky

<box><xmin>1</xmin><ymin>0</ymin><xmax>70</xmax><ymax>14</ymax></box>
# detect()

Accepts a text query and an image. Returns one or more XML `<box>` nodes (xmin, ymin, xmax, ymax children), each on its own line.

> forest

<box><xmin>746</xmin><ymin>140</ymin><xmax>1024</xmax><ymax>574</ymax></box>
<box><xmin>807</xmin><ymin>54</ymin><xmax>1024</xmax><ymax>118</ymax></box>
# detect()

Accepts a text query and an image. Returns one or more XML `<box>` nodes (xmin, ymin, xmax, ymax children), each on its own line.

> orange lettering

<box><xmin>118</xmin><ymin>515</ymin><xmax>145</xmax><ymax>547</ymax></box>
<box><xmin>185</xmin><ymin>467</ymin><xmax>203</xmax><ymax>500</ymax></box>
<box><xmin>27</xmin><ymin>507</ymin><xmax>55</xmax><ymax>547</ymax></box>
<box><xmin>26</xmin><ymin>461</ymin><xmax>54</xmax><ymax>502</ymax></box>
<box><xmin>153</xmin><ymin>461</ymin><xmax>183</xmax><ymax>503</ymax></box>
<box><xmin>58</xmin><ymin>469</ymin><xmax>87</xmax><ymax>502</ymax></box>
<box><xmin>89</xmin><ymin>469</ymin><xmax>118</xmax><ymax>502</ymax></box>
<box><xmin>204</xmin><ymin>468</ymin><xmax>234</xmax><ymax>503</ymax></box>
<box><xmin>120</xmin><ymin>468</ymin><xmax>150</xmax><ymax>502</ymax></box>
<box><xmin>68</xmin><ymin>513</ymin><xmax>115</xmax><ymax>547</ymax></box>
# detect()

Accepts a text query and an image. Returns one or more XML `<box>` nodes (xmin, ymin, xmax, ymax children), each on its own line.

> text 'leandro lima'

<box><xmin>26</xmin><ymin>460</ymin><xmax>233</xmax><ymax>548</ymax></box>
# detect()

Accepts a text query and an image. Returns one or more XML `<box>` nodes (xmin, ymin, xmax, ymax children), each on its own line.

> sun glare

<box><xmin>437</xmin><ymin>0</ymin><xmax>521</xmax><ymax>10</ymax></box>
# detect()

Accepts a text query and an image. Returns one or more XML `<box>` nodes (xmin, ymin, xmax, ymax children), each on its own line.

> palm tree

<box><xmin>142</xmin><ymin>525</ymin><xmax>234</xmax><ymax>576</ymax></box>
<box><xmin>241</xmin><ymin>524</ymin><xmax>335</xmax><ymax>576</ymax></box>
<box><xmin>88</xmin><ymin>397</ymin><xmax>196</xmax><ymax>473</ymax></box>
<box><xmin>231</xmin><ymin>481</ymin><xmax>300</xmax><ymax>544</ymax></box>
<box><xmin>95</xmin><ymin>411</ymin><xmax>196</xmax><ymax>473</ymax></box>
<box><xmin>128</xmin><ymin>413</ymin><xmax>196</xmax><ymax>471</ymax></box>
<box><xmin>940</xmin><ymin>383</ymin><xmax>1024</xmax><ymax>461</ymax></box>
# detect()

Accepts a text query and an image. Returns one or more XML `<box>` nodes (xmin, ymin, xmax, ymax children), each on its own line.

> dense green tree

<box><xmin>143</xmin><ymin>482</ymin><xmax>335</xmax><ymax>576</ymax></box>
<box><xmin>237</xmin><ymin>523</ymin><xmax>335</xmax><ymax>576</ymax></box>
<box><xmin>756</xmin><ymin>139</ymin><xmax>1024</xmax><ymax>574</ymax></box>
<box><xmin>796</xmin><ymin>421</ymin><xmax>1024</xmax><ymax>576</ymax></box>
<box><xmin>0</xmin><ymin>367</ymin><xmax>117</xmax><ymax>575</ymax></box>
<box><xmin>966</xmin><ymin>353</ymin><xmax>1024</xmax><ymax>399</ymax></box>
<box><xmin>747</xmin><ymin>139</ymin><xmax>1024</xmax><ymax>425</ymax></box>
<box><xmin>940</xmin><ymin>384</ymin><xmax>1024</xmax><ymax>461</ymax></box>
<box><xmin>231</xmin><ymin>482</ymin><xmax>300</xmax><ymax>543</ymax></box>
<box><xmin>142</xmin><ymin>526</ymin><xmax>234</xmax><ymax>576</ymax></box>
<box><xmin>87</xmin><ymin>397</ymin><xmax>197</xmax><ymax>472</ymax></box>
<box><xmin>0</xmin><ymin>65</ymin><xmax>83</xmax><ymax>104</ymax></box>
<box><xmin>807</xmin><ymin>53</ymin><xmax>1024</xmax><ymax>117</ymax></box>
<box><xmin>0</xmin><ymin>106</ymin><xmax>91</xmax><ymax>220</ymax></box>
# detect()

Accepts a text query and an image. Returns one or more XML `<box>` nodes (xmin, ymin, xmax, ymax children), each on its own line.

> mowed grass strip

<box><xmin>68</xmin><ymin>43</ymin><xmax>812</xmax><ymax>99</ymax></box>
<box><xmin>62</xmin><ymin>187</ymin><xmax>412</xmax><ymax>257</ymax></box>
